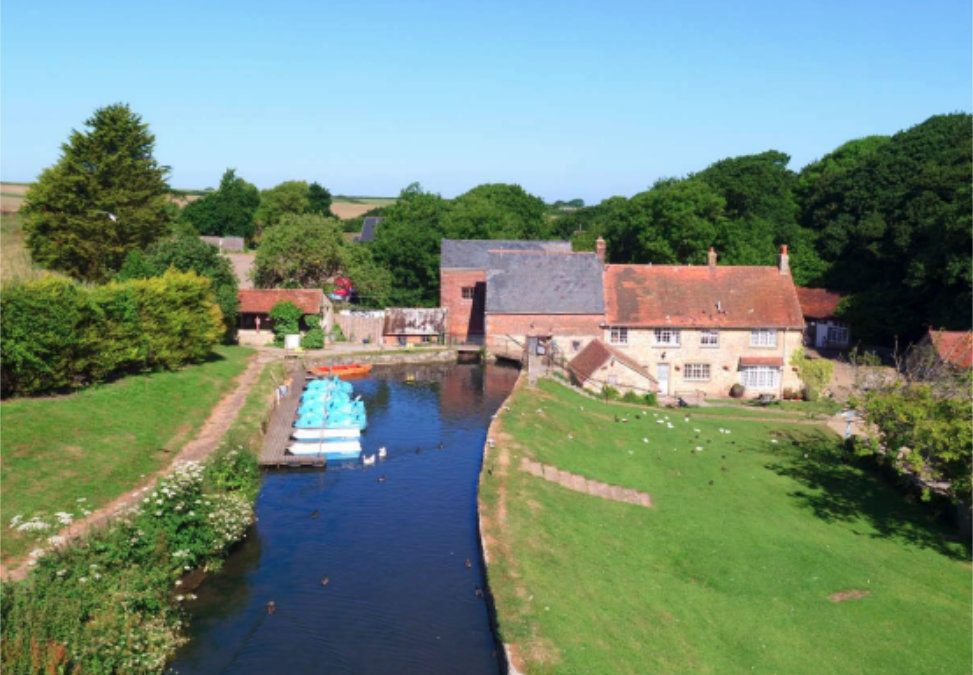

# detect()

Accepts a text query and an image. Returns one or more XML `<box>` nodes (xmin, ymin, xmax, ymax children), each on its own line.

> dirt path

<box><xmin>2</xmin><ymin>353</ymin><xmax>269</xmax><ymax>582</ymax></box>
<box><xmin>519</xmin><ymin>458</ymin><xmax>653</xmax><ymax>507</ymax></box>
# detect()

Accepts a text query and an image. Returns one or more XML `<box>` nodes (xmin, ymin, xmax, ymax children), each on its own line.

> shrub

<box><xmin>729</xmin><ymin>383</ymin><xmax>745</xmax><ymax>398</ymax></box>
<box><xmin>601</xmin><ymin>385</ymin><xmax>620</xmax><ymax>400</ymax></box>
<box><xmin>0</xmin><ymin>447</ymin><xmax>261</xmax><ymax>673</ymax></box>
<box><xmin>301</xmin><ymin>328</ymin><xmax>325</xmax><ymax>349</ymax></box>
<box><xmin>790</xmin><ymin>347</ymin><xmax>834</xmax><ymax>401</ymax></box>
<box><xmin>1</xmin><ymin>271</ymin><xmax>222</xmax><ymax>396</ymax></box>
<box><xmin>642</xmin><ymin>391</ymin><xmax>658</xmax><ymax>406</ymax></box>
<box><xmin>268</xmin><ymin>301</ymin><xmax>301</xmax><ymax>345</ymax></box>
<box><xmin>621</xmin><ymin>391</ymin><xmax>641</xmax><ymax>403</ymax></box>
<box><xmin>331</xmin><ymin>324</ymin><xmax>346</xmax><ymax>342</ymax></box>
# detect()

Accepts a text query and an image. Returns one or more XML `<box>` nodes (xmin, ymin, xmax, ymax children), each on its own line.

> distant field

<box><xmin>0</xmin><ymin>213</ymin><xmax>45</xmax><ymax>283</ymax></box>
<box><xmin>0</xmin><ymin>182</ymin><xmax>394</xmax><ymax>220</ymax></box>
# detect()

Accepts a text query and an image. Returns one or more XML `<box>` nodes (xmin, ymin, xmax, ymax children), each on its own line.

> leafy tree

<box><xmin>802</xmin><ymin>114</ymin><xmax>973</xmax><ymax>342</ymax></box>
<box><xmin>307</xmin><ymin>182</ymin><xmax>333</xmax><ymax>217</ymax></box>
<box><xmin>443</xmin><ymin>183</ymin><xmax>548</xmax><ymax>239</ymax></box>
<box><xmin>254</xmin><ymin>180</ymin><xmax>311</xmax><ymax>238</ymax></box>
<box><xmin>253</xmin><ymin>213</ymin><xmax>345</xmax><ymax>288</ymax></box>
<box><xmin>628</xmin><ymin>178</ymin><xmax>725</xmax><ymax>263</ymax></box>
<box><xmin>269</xmin><ymin>301</ymin><xmax>302</xmax><ymax>344</ymax></box>
<box><xmin>22</xmin><ymin>103</ymin><xmax>170</xmax><ymax>281</ymax></box>
<box><xmin>342</xmin><ymin>245</ymin><xmax>393</xmax><ymax>308</ymax></box>
<box><xmin>180</xmin><ymin>169</ymin><xmax>260</xmax><ymax>240</ymax></box>
<box><xmin>119</xmin><ymin>235</ymin><xmax>239</xmax><ymax>339</ymax></box>
<box><xmin>370</xmin><ymin>184</ymin><xmax>450</xmax><ymax>306</ymax></box>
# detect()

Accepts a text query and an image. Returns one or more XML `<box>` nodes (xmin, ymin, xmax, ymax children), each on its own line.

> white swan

<box><xmin>378</xmin><ymin>446</ymin><xmax>387</xmax><ymax>459</ymax></box>
<box><xmin>362</xmin><ymin>454</ymin><xmax>376</xmax><ymax>466</ymax></box>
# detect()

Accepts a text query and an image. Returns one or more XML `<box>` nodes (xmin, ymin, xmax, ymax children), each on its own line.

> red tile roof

<box><xmin>604</xmin><ymin>265</ymin><xmax>805</xmax><ymax>329</ymax></box>
<box><xmin>795</xmin><ymin>287</ymin><xmax>843</xmax><ymax>320</ymax></box>
<box><xmin>238</xmin><ymin>289</ymin><xmax>325</xmax><ymax>315</ymax></box>
<box><xmin>739</xmin><ymin>356</ymin><xmax>785</xmax><ymax>367</ymax></box>
<box><xmin>928</xmin><ymin>329</ymin><xmax>973</xmax><ymax>369</ymax></box>
<box><xmin>568</xmin><ymin>339</ymin><xmax>656</xmax><ymax>383</ymax></box>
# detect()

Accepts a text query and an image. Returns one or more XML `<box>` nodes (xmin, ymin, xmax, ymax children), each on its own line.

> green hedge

<box><xmin>1</xmin><ymin>271</ymin><xmax>223</xmax><ymax>397</ymax></box>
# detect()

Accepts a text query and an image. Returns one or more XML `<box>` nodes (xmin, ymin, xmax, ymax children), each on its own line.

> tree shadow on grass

<box><xmin>764</xmin><ymin>431</ymin><xmax>970</xmax><ymax>561</ymax></box>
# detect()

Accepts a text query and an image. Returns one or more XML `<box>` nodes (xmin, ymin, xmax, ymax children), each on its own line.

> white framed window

<box><xmin>700</xmin><ymin>330</ymin><xmax>719</xmax><ymax>347</ymax></box>
<box><xmin>827</xmin><ymin>325</ymin><xmax>848</xmax><ymax>344</ymax></box>
<box><xmin>653</xmin><ymin>328</ymin><xmax>681</xmax><ymax>346</ymax></box>
<box><xmin>461</xmin><ymin>287</ymin><xmax>474</xmax><ymax>300</ymax></box>
<box><xmin>741</xmin><ymin>366</ymin><xmax>780</xmax><ymax>389</ymax></box>
<box><xmin>750</xmin><ymin>329</ymin><xmax>777</xmax><ymax>348</ymax></box>
<box><xmin>683</xmin><ymin>363</ymin><xmax>711</xmax><ymax>381</ymax></box>
<box><xmin>610</xmin><ymin>327</ymin><xmax>628</xmax><ymax>344</ymax></box>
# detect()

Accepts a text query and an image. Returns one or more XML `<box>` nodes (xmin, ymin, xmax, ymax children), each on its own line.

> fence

<box><xmin>334</xmin><ymin>310</ymin><xmax>385</xmax><ymax>344</ymax></box>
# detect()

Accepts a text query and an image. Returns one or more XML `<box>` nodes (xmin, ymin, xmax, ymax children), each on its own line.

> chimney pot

<box><xmin>595</xmin><ymin>236</ymin><xmax>607</xmax><ymax>264</ymax></box>
<box><xmin>707</xmin><ymin>247</ymin><xmax>717</xmax><ymax>267</ymax></box>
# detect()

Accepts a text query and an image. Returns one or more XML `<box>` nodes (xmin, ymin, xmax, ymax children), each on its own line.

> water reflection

<box><xmin>170</xmin><ymin>363</ymin><xmax>517</xmax><ymax>675</ymax></box>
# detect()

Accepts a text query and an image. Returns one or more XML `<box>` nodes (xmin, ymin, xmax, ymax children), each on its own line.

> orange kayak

<box><xmin>309</xmin><ymin>363</ymin><xmax>373</xmax><ymax>379</ymax></box>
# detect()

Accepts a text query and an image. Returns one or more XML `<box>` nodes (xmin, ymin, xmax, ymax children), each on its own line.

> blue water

<box><xmin>169</xmin><ymin>363</ymin><xmax>519</xmax><ymax>674</ymax></box>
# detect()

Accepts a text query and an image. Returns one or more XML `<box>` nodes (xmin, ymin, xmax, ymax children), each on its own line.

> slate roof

<box><xmin>927</xmin><ymin>329</ymin><xmax>973</xmax><ymax>369</ymax></box>
<box><xmin>568</xmin><ymin>338</ymin><xmax>655</xmax><ymax>383</ymax></box>
<box><xmin>440</xmin><ymin>239</ymin><xmax>572</xmax><ymax>269</ymax></box>
<box><xmin>604</xmin><ymin>265</ymin><xmax>804</xmax><ymax>329</ymax></box>
<box><xmin>357</xmin><ymin>217</ymin><xmax>383</xmax><ymax>243</ymax></box>
<box><xmin>238</xmin><ymin>289</ymin><xmax>325</xmax><ymax>315</ymax></box>
<box><xmin>796</xmin><ymin>287</ymin><xmax>843</xmax><ymax>320</ymax></box>
<box><xmin>383</xmin><ymin>307</ymin><xmax>447</xmax><ymax>335</ymax></box>
<box><xmin>486</xmin><ymin>251</ymin><xmax>605</xmax><ymax>314</ymax></box>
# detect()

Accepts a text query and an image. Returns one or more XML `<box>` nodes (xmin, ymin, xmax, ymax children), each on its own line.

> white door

<box><xmin>656</xmin><ymin>364</ymin><xmax>670</xmax><ymax>395</ymax></box>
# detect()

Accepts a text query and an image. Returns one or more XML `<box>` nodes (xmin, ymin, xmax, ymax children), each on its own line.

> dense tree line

<box><xmin>18</xmin><ymin>103</ymin><xmax>971</xmax><ymax>345</ymax></box>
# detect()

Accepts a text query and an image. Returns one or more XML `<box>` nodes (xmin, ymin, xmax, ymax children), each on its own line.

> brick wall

<box><xmin>440</xmin><ymin>269</ymin><xmax>486</xmax><ymax>341</ymax></box>
<box><xmin>486</xmin><ymin>313</ymin><xmax>602</xmax><ymax>361</ymax></box>
<box><xmin>382</xmin><ymin>335</ymin><xmax>441</xmax><ymax>346</ymax></box>
<box><xmin>603</xmin><ymin>327</ymin><xmax>804</xmax><ymax>398</ymax></box>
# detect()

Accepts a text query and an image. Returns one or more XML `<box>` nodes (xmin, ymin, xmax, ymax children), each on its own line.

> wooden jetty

<box><xmin>259</xmin><ymin>367</ymin><xmax>326</xmax><ymax>468</ymax></box>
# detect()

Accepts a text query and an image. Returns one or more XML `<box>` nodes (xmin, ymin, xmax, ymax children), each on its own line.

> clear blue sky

<box><xmin>2</xmin><ymin>0</ymin><xmax>970</xmax><ymax>203</ymax></box>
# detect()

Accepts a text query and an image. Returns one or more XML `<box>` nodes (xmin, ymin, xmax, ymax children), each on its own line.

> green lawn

<box><xmin>0</xmin><ymin>346</ymin><xmax>253</xmax><ymax>562</ymax></box>
<box><xmin>481</xmin><ymin>379</ymin><xmax>971</xmax><ymax>674</ymax></box>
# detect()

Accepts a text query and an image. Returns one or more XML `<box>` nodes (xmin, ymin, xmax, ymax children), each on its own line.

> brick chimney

<box><xmin>778</xmin><ymin>244</ymin><xmax>790</xmax><ymax>275</ymax></box>
<box><xmin>707</xmin><ymin>246</ymin><xmax>717</xmax><ymax>268</ymax></box>
<box><xmin>595</xmin><ymin>236</ymin><xmax>606</xmax><ymax>264</ymax></box>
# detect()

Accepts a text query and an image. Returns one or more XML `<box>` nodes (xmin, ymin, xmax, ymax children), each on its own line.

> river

<box><xmin>169</xmin><ymin>362</ymin><xmax>519</xmax><ymax>674</ymax></box>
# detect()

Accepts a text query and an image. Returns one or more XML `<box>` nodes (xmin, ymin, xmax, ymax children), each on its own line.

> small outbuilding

<box><xmin>568</xmin><ymin>338</ymin><xmax>657</xmax><ymax>396</ymax></box>
<box><xmin>796</xmin><ymin>287</ymin><xmax>850</xmax><ymax>349</ymax></box>
<box><xmin>237</xmin><ymin>289</ymin><xmax>332</xmax><ymax>346</ymax></box>
<box><xmin>382</xmin><ymin>308</ymin><xmax>447</xmax><ymax>346</ymax></box>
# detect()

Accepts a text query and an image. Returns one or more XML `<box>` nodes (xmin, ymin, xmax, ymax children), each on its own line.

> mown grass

<box><xmin>0</xmin><ymin>346</ymin><xmax>253</xmax><ymax>562</ymax></box>
<box><xmin>481</xmin><ymin>378</ymin><xmax>971</xmax><ymax>674</ymax></box>
<box><xmin>222</xmin><ymin>359</ymin><xmax>286</xmax><ymax>454</ymax></box>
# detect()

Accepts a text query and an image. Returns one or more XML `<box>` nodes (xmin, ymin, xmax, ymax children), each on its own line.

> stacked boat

<box><xmin>289</xmin><ymin>376</ymin><xmax>368</xmax><ymax>459</ymax></box>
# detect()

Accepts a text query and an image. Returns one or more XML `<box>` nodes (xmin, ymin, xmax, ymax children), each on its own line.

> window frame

<box><xmin>653</xmin><ymin>328</ymin><xmax>681</xmax><ymax>347</ymax></box>
<box><xmin>741</xmin><ymin>365</ymin><xmax>780</xmax><ymax>389</ymax></box>
<box><xmin>826</xmin><ymin>324</ymin><xmax>848</xmax><ymax>344</ymax></box>
<box><xmin>750</xmin><ymin>328</ymin><xmax>778</xmax><ymax>348</ymax></box>
<box><xmin>683</xmin><ymin>363</ymin><xmax>711</xmax><ymax>381</ymax></box>
<box><xmin>609</xmin><ymin>327</ymin><xmax>628</xmax><ymax>345</ymax></box>
<box><xmin>699</xmin><ymin>329</ymin><xmax>719</xmax><ymax>348</ymax></box>
<box><xmin>461</xmin><ymin>286</ymin><xmax>475</xmax><ymax>300</ymax></box>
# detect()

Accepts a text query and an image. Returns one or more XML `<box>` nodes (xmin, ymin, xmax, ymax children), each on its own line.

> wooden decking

<box><xmin>258</xmin><ymin>367</ymin><xmax>326</xmax><ymax>468</ymax></box>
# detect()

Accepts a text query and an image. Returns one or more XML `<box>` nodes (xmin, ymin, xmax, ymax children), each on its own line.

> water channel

<box><xmin>169</xmin><ymin>362</ymin><xmax>519</xmax><ymax>674</ymax></box>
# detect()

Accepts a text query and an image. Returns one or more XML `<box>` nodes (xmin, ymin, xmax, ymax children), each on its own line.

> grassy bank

<box><xmin>481</xmin><ymin>379</ymin><xmax>971</xmax><ymax>674</ymax></box>
<box><xmin>0</xmin><ymin>357</ymin><xmax>284</xmax><ymax>673</ymax></box>
<box><xmin>0</xmin><ymin>346</ymin><xmax>253</xmax><ymax>562</ymax></box>
<box><xmin>1</xmin><ymin>213</ymin><xmax>45</xmax><ymax>283</ymax></box>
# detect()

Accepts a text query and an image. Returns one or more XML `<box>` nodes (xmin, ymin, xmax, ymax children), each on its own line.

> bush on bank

<box><xmin>1</xmin><ymin>270</ymin><xmax>223</xmax><ymax>397</ymax></box>
<box><xmin>0</xmin><ymin>447</ymin><xmax>260</xmax><ymax>673</ymax></box>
